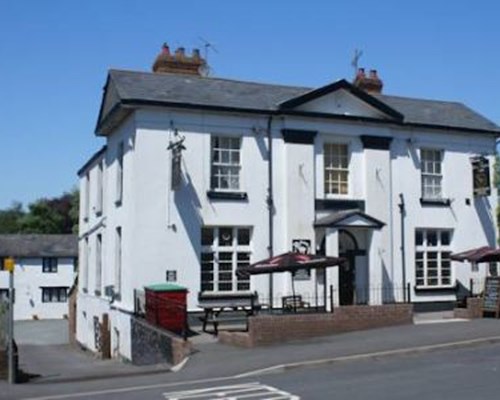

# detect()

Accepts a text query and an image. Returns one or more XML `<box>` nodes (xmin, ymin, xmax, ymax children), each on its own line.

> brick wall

<box><xmin>219</xmin><ymin>304</ymin><xmax>413</xmax><ymax>347</ymax></box>
<box><xmin>454</xmin><ymin>297</ymin><xmax>482</xmax><ymax>319</ymax></box>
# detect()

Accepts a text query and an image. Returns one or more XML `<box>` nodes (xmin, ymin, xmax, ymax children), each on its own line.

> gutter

<box><xmin>266</xmin><ymin>115</ymin><xmax>274</xmax><ymax>306</ymax></box>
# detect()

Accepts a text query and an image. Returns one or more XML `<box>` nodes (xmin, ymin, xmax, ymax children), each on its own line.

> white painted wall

<box><xmin>0</xmin><ymin>257</ymin><xmax>76</xmax><ymax>320</ymax></box>
<box><xmin>77</xmin><ymin>89</ymin><xmax>498</xmax><ymax>360</ymax></box>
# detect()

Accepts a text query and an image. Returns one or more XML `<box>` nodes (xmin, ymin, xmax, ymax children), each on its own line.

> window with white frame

<box><xmin>415</xmin><ymin>229</ymin><xmax>452</xmax><ymax>287</ymax></box>
<box><xmin>421</xmin><ymin>149</ymin><xmax>443</xmax><ymax>199</ymax></box>
<box><xmin>324</xmin><ymin>143</ymin><xmax>349</xmax><ymax>195</ymax></box>
<box><xmin>42</xmin><ymin>287</ymin><xmax>68</xmax><ymax>303</ymax></box>
<box><xmin>210</xmin><ymin>136</ymin><xmax>241</xmax><ymax>191</ymax></box>
<box><xmin>116</xmin><ymin>142</ymin><xmax>124</xmax><ymax>204</ymax></box>
<box><xmin>96</xmin><ymin>160</ymin><xmax>103</xmax><ymax>215</ymax></box>
<box><xmin>201</xmin><ymin>227</ymin><xmax>251</xmax><ymax>292</ymax></box>
<box><xmin>95</xmin><ymin>234</ymin><xmax>102</xmax><ymax>295</ymax></box>
<box><xmin>84</xmin><ymin>172</ymin><xmax>90</xmax><ymax>220</ymax></box>
<box><xmin>115</xmin><ymin>227</ymin><xmax>122</xmax><ymax>297</ymax></box>
<box><xmin>82</xmin><ymin>237</ymin><xmax>89</xmax><ymax>292</ymax></box>
<box><xmin>42</xmin><ymin>257</ymin><xmax>58</xmax><ymax>273</ymax></box>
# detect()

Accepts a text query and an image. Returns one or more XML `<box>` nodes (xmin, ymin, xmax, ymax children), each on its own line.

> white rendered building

<box><xmin>77</xmin><ymin>45</ymin><xmax>499</xmax><ymax>359</ymax></box>
<box><xmin>0</xmin><ymin>234</ymin><xmax>77</xmax><ymax>320</ymax></box>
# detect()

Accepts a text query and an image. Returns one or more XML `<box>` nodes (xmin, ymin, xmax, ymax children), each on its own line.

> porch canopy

<box><xmin>450</xmin><ymin>246</ymin><xmax>500</xmax><ymax>263</ymax></box>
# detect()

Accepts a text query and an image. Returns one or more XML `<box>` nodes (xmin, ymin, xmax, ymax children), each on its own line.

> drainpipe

<box><xmin>266</xmin><ymin>115</ymin><xmax>274</xmax><ymax>307</ymax></box>
<box><xmin>398</xmin><ymin>193</ymin><xmax>407</xmax><ymax>302</ymax></box>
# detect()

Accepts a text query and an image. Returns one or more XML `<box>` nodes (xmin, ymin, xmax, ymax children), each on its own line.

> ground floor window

<box><xmin>41</xmin><ymin>287</ymin><xmax>68</xmax><ymax>303</ymax></box>
<box><xmin>201</xmin><ymin>226</ymin><xmax>251</xmax><ymax>292</ymax></box>
<box><xmin>415</xmin><ymin>229</ymin><xmax>452</xmax><ymax>288</ymax></box>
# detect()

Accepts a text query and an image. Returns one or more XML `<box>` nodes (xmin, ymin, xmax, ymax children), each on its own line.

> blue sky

<box><xmin>1</xmin><ymin>0</ymin><xmax>499</xmax><ymax>208</ymax></box>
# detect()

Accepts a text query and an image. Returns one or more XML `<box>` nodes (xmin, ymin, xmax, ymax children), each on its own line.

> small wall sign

<box><xmin>166</xmin><ymin>270</ymin><xmax>177</xmax><ymax>282</ymax></box>
<box><xmin>292</xmin><ymin>239</ymin><xmax>311</xmax><ymax>254</ymax></box>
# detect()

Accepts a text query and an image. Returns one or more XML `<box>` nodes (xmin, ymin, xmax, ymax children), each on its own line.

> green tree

<box><xmin>0</xmin><ymin>202</ymin><xmax>25</xmax><ymax>233</ymax></box>
<box><xmin>19</xmin><ymin>189</ymin><xmax>79</xmax><ymax>234</ymax></box>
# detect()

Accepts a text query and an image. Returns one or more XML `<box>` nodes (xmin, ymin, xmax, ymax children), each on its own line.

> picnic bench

<box><xmin>197</xmin><ymin>292</ymin><xmax>261</xmax><ymax>335</ymax></box>
<box><xmin>282</xmin><ymin>295</ymin><xmax>310</xmax><ymax>312</ymax></box>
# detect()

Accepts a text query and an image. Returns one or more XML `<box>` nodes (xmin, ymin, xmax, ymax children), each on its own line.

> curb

<box><xmin>235</xmin><ymin>335</ymin><xmax>500</xmax><ymax>378</ymax></box>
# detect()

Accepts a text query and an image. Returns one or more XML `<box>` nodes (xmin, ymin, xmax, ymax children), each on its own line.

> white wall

<box><xmin>0</xmin><ymin>257</ymin><xmax>76</xmax><ymax>320</ymax></box>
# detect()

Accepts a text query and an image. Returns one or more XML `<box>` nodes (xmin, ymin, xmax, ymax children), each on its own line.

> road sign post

<box><xmin>4</xmin><ymin>257</ymin><xmax>15</xmax><ymax>384</ymax></box>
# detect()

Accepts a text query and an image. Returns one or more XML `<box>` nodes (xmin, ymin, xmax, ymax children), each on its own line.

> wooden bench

<box><xmin>198</xmin><ymin>292</ymin><xmax>260</xmax><ymax>335</ymax></box>
<box><xmin>282</xmin><ymin>295</ymin><xmax>309</xmax><ymax>312</ymax></box>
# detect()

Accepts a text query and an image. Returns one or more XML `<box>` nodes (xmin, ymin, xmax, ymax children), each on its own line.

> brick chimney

<box><xmin>353</xmin><ymin>68</ymin><xmax>383</xmax><ymax>94</ymax></box>
<box><xmin>152</xmin><ymin>43</ymin><xmax>206</xmax><ymax>76</ymax></box>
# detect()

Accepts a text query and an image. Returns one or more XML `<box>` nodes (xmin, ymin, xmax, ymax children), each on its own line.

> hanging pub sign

<box><xmin>471</xmin><ymin>156</ymin><xmax>491</xmax><ymax>196</ymax></box>
<box><xmin>168</xmin><ymin>136</ymin><xmax>186</xmax><ymax>191</ymax></box>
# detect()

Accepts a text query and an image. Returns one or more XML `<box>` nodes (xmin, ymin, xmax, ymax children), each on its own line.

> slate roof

<box><xmin>99</xmin><ymin>69</ymin><xmax>500</xmax><ymax>135</ymax></box>
<box><xmin>0</xmin><ymin>234</ymin><xmax>78</xmax><ymax>258</ymax></box>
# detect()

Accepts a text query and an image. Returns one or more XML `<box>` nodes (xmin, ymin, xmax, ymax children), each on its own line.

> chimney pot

<box><xmin>162</xmin><ymin>43</ymin><xmax>170</xmax><ymax>54</ymax></box>
<box><xmin>175</xmin><ymin>47</ymin><xmax>185</xmax><ymax>59</ymax></box>
<box><xmin>192</xmin><ymin>48</ymin><xmax>201</xmax><ymax>59</ymax></box>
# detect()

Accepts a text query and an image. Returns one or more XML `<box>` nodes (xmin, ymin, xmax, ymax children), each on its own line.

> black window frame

<box><xmin>42</xmin><ymin>257</ymin><xmax>58</xmax><ymax>273</ymax></box>
<box><xmin>41</xmin><ymin>287</ymin><xmax>68</xmax><ymax>303</ymax></box>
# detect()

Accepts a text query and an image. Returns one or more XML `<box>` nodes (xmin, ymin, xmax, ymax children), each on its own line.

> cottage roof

<box><xmin>0</xmin><ymin>234</ymin><xmax>78</xmax><ymax>258</ymax></box>
<box><xmin>96</xmin><ymin>69</ymin><xmax>500</xmax><ymax>135</ymax></box>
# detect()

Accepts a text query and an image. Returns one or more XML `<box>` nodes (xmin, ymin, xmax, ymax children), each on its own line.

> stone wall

<box><xmin>454</xmin><ymin>297</ymin><xmax>482</xmax><ymax>319</ymax></box>
<box><xmin>219</xmin><ymin>304</ymin><xmax>413</xmax><ymax>347</ymax></box>
<box><xmin>130</xmin><ymin>317</ymin><xmax>192</xmax><ymax>366</ymax></box>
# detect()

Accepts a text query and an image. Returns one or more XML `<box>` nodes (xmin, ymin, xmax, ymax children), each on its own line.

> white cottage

<box><xmin>77</xmin><ymin>45</ymin><xmax>499</xmax><ymax>359</ymax></box>
<box><xmin>0</xmin><ymin>234</ymin><xmax>77</xmax><ymax>320</ymax></box>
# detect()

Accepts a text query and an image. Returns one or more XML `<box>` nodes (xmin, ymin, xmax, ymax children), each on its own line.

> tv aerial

<box><xmin>198</xmin><ymin>36</ymin><xmax>219</xmax><ymax>76</ymax></box>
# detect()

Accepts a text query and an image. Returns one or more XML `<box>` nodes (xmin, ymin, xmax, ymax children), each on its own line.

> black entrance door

<box><xmin>339</xmin><ymin>253</ymin><xmax>355</xmax><ymax>305</ymax></box>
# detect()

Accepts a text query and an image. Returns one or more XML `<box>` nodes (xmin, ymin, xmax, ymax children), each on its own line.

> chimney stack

<box><xmin>353</xmin><ymin>67</ymin><xmax>383</xmax><ymax>94</ymax></box>
<box><xmin>152</xmin><ymin>43</ymin><xmax>206</xmax><ymax>76</ymax></box>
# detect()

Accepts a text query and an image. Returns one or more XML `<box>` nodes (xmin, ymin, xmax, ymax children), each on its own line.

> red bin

<box><xmin>145</xmin><ymin>283</ymin><xmax>188</xmax><ymax>334</ymax></box>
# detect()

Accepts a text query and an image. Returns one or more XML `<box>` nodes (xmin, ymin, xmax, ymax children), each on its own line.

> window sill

<box><xmin>420</xmin><ymin>198</ymin><xmax>451</xmax><ymax>207</ymax></box>
<box><xmin>207</xmin><ymin>191</ymin><xmax>248</xmax><ymax>201</ymax></box>
<box><xmin>414</xmin><ymin>284</ymin><xmax>456</xmax><ymax>293</ymax></box>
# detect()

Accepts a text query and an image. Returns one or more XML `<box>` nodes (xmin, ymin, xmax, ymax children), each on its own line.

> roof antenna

<box><xmin>351</xmin><ymin>49</ymin><xmax>363</xmax><ymax>73</ymax></box>
<box><xmin>198</xmin><ymin>36</ymin><xmax>218</xmax><ymax>76</ymax></box>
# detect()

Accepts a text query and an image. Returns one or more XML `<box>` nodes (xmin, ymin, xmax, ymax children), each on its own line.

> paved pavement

<box><xmin>2</xmin><ymin>317</ymin><xmax>500</xmax><ymax>399</ymax></box>
<box><xmin>15</xmin><ymin>320</ymin><xmax>69</xmax><ymax>345</ymax></box>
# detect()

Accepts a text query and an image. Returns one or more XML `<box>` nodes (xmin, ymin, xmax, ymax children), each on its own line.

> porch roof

<box><xmin>314</xmin><ymin>209</ymin><xmax>385</xmax><ymax>229</ymax></box>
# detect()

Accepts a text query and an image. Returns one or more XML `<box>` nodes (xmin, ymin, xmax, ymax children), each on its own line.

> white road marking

<box><xmin>163</xmin><ymin>382</ymin><xmax>299</xmax><ymax>400</ymax></box>
<box><xmin>414</xmin><ymin>318</ymin><xmax>469</xmax><ymax>325</ymax></box>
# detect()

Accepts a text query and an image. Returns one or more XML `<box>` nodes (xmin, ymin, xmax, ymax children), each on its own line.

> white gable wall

<box><xmin>295</xmin><ymin>89</ymin><xmax>389</xmax><ymax>119</ymax></box>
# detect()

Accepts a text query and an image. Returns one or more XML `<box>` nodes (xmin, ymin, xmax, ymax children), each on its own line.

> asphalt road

<box><xmin>8</xmin><ymin>342</ymin><xmax>500</xmax><ymax>400</ymax></box>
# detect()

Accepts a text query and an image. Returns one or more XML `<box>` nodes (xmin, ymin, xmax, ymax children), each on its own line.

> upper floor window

<box><xmin>84</xmin><ymin>172</ymin><xmax>90</xmax><ymax>220</ymax></box>
<box><xmin>324</xmin><ymin>143</ymin><xmax>349</xmax><ymax>195</ymax></box>
<box><xmin>116</xmin><ymin>142</ymin><xmax>124</xmax><ymax>204</ymax></box>
<box><xmin>421</xmin><ymin>149</ymin><xmax>443</xmax><ymax>200</ymax></box>
<box><xmin>211</xmin><ymin>136</ymin><xmax>241</xmax><ymax>191</ymax></box>
<box><xmin>415</xmin><ymin>229</ymin><xmax>452</xmax><ymax>288</ymax></box>
<box><xmin>42</xmin><ymin>257</ymin><xmax>58</xmax><ymax>273</ymax></box>
<box><xmin>95</xmin><ymin>160</ymin><xmax>104</xmax><ymax>215</ymax></box>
